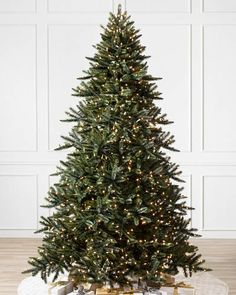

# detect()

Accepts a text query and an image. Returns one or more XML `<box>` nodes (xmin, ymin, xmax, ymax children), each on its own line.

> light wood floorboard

<box><xmin>0</xmin><ymin>238</ymin><xmax>235</xmax><ymax>294</ymax></box>
<box><xmin>0</xmin><ymin>238</ymin><xmax>41</xmax><ymax>294</ymax></box>
<box><xmin>194</xmin><ymin>239</ymin><xmax>236</xmax><ymax>295</ymax></box>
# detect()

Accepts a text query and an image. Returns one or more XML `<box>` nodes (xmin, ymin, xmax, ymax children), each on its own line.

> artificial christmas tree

<box><xmin>23</xmin><ymin>5</ymin><xmax>209</xmax><ymax>290</ymax></box>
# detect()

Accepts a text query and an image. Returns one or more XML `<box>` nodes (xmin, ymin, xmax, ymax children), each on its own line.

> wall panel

<box><xmin>203</xmin><ymin>0</ymin><xmax>236</xmax><ymax>12</ymax></box>
<box><xmin>48</xmin><ymin>25</ymin><xmax>101</xmax><ymax>150</ymax></box>
<box><xmin>0</xmin><ymin>175</ymin><xmax>37</xmax><ymax>230</ymax></box>
<box><xmin>0</xmin><ymin>25</ymin><xmax>37</xmax><ymax>151</ymax></box>
<box><xmin>203</xmin><ymin>25</ymin><xmax>236</xmax><ymax>152</ymax></box>
<box><xmin>48</xmin><ymin>0</ymin><xmax>112</xmax><ymax>13</ymax></box>
<box><xmin>0</xmin><ymin>0</ymin><xmax>36</xmax><ymax>12</ymax></box>
<box><xmin>127</xmin><ymin>0</ymin><xmax>190</xmax><ymax>13</ymax></box>
<box><xmin>140</xmin><ymin>25</ymin><xmax>192</xmax><ymax>152</ymax></box>
<box><xmin>203</xmin><ymin>175</ymin><xmax>236</xmax><ymax>230</ymax></box>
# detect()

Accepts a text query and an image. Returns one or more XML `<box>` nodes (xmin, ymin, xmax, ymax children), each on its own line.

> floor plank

<box><xmin>0</xmin><ymin>238</ymin><xmax>235</xmax><ymax>294</ymax></box>
<box><xmin>0</xmin><ymin>238</ymin><xmax>41</xmax><ymax>295</ymax></box>
<box><xmin>194</xmin><ymin>239</ymin><xmax>236</xmax><ymax>295</ymax></box>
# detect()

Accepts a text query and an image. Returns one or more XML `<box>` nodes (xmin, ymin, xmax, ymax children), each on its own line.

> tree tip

<box><xmin>117</xmin><ymin>4</ymin><xmax>122</xmax><ymax>13</ymax></box>
<box><xmin>117</xmin><ymin>3</ymin><xmax>126</xmax><ymax>16</ymax></box>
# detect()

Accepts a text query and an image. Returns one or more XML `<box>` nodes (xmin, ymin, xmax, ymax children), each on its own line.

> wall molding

<box><xmin>47</xmin><ymin>0</ymin><xmax>112</xmax><ymax>13</ymax></box>
<box><xmin>126</xmin><ymin>0</ymin><xmax>192</xmax><ymax>14</ymax></box>
<box><xmin>0</xmin><ymin>174</ymin><xmax>38</xmax><ymax>231</ymax></box>
<box><xmin>0</xmin><ymin>0</ymin><xmax>36</xmax><ymax>13</ymax></box>
<box><xmin>0</xmin><ymin>24</ymin><xmax>38</xmax><ymax>152</ymax></box>
<box><xmin>202</xmin><ymin>175</ymin><xmax>236</xmax><ymax>231</ymax></box>
<box><xmin>202</xmin><ymin>24</ymin><xmax>236</xmax><ymax>153</ymax></box>
<box><xmin>202</xmin><ymin>0</ymin><xmax>236</xmax><ymax>13</ymax></box>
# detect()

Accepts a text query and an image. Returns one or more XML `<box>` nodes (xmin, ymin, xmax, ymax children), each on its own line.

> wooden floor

<box><xmin>0</xmin><ymin>238</ymin><xmax>235</xmax><ymax>295</ymax></box>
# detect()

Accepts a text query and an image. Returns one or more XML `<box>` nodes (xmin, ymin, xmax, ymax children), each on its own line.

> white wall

<box><xmin>0</xmin><ymin>0</ymin><xmax>236</xmax><ymax>238</ymax></box>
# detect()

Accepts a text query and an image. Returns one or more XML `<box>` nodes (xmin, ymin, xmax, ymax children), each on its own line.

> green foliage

<box><xmin>23</xmin><ymin>5</ymin><xmax>210</xmax><ymax>286</ymax></box>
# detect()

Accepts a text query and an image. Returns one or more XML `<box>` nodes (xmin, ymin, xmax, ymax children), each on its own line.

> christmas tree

<box><xmin>24</xmin><ymin>6</ymin><xmax>209</xmax><ymax>287</ymax></box>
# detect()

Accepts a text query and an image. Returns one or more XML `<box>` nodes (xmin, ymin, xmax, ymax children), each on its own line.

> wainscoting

<box><xmin>1</xmin><ymin>0</ymin><xmax>236</xmax><ymax>239</ymax></box>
